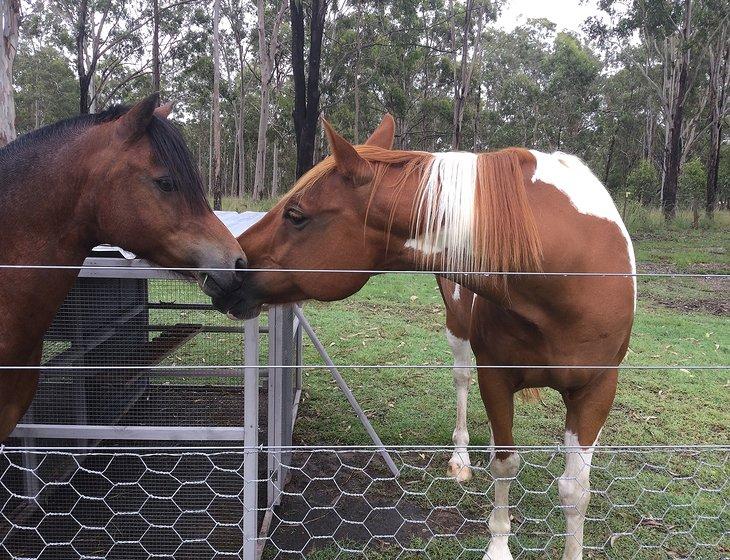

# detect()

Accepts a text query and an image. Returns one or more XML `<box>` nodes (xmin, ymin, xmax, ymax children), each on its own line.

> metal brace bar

<box><xmin>292</xmin><ymin>307</ymin><xmax>400</xmax><ymax>477</ymax></box>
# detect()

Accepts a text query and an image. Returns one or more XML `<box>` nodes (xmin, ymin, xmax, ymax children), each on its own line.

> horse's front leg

<box><xmin>559</xmin><ymin>369</ymin><xmax>617</xmax><ymax>560</ymax></box>
<box><xmin>446</xmin><ymin>328</ymin><xmax>473</xmax><ymax>482</ymax></box>
<box><xmin>0</xmin><ymin>344</ymin><xmax>42</xmax><ymax>442</ymax></box>
<box><xmin>478</xmin><ymin>372</ymin><xmax>519</xmax><ymax>560</ymax></box>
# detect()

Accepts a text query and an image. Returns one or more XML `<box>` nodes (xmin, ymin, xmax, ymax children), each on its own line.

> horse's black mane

<box><xmin>0</xmin><ymin>104</ymin><xmax>209</xmax><ymax>213</ymax></box>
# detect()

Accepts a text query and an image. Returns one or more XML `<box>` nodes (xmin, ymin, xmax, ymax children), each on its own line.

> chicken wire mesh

<box><xmin>0</xmin><ymin>445</ymin><xmax>727</xmax><ymax>560</ymax></box>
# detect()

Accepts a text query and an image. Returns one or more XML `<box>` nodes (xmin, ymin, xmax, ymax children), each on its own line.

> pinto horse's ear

<box><xmin>117</xmin><ymin>93</ymin><xmax>160</xmax><ymax>143</ymax></box>
<box><xmin>322</xmin><ymin>117</ymin><xmax>373</xmax><ymax>187</ymax></box>
<box><xmin>364</xmin><ymin>113</ymin><xmax>395</xmax><ymax>149</ymax></box>
<box><xmin>154</xmin><ymin>100</ymin><xmax>175</xmax><ymax>119</ymax></box>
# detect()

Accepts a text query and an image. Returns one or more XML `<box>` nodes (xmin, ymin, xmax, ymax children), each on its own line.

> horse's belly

<box><xmin>469</xmin><ymin>297</ymin><xmax>631</xmax><ymax>392</ymax></box>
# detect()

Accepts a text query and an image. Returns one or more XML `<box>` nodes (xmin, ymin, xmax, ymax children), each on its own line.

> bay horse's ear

<box><xmin>117</xmin><ymin>93</ymin><xmax>160</xmax><ymax>143</ymax></box>
<box><xmin>364</xmin><ymin>113</ymin><xmax>395</xmax><ymax>149</ymax></box>
<box><xmin>322</xmin><ymin>117</ymin><xmax>373</xmax><ymax>187</ymax></box>
<box><xmin>154</xmin><ymin>100</ymin><xmax>175</xmax><ymax>119</ymax></box>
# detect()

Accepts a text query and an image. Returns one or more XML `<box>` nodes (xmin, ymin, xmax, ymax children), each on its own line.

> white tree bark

<box><xmin>253</xmin><ymin>0</ymin><xmax>287</xmax><ymax>200</ymax></box>
<box><xmin>451</xmin><ymin>0</ymin><xmax>483</xmax><ymax>150</ymax></box>
<box><xmin>0</xmin><ymin>0</ymin><xmax>20</xmax><ymax>146</ymax></box>
<box><xmin>271</xmin><ymin>140</ymin><xmax>279</xmax><ymax>197</ymax></box>
<box><xmin>212</xmin><ymin>0</ymin><xmax>222</xmax><ymax>209</ymax></box>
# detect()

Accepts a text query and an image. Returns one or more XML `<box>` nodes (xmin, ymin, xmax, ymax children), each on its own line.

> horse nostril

<box><xmin>234</xmin><ymin>257</ymin><xmax>247</xmax><ymax>283</ymax></box>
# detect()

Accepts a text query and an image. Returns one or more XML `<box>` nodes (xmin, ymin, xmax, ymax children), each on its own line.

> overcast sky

<box><xmin>496</xmin><ymin>0</ymin><xmax>602</xmax><ymax>33</ymax></box>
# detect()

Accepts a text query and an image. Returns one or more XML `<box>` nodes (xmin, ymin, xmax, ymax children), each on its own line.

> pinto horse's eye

<box><xmin>284</xmin><ymin>207</ymin><xmax>308</xmax><ymax>229</ymax></box>
<box><xmin>155</xmin><ymin>177</ymin><xmax>175</xmax><ymax>192</ymax></box>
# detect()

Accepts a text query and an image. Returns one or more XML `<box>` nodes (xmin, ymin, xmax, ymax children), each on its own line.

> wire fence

<box><xmin>0</xmin><ymin>264</ymin><xmax>727</xmax><ymax>558</ymax></box>
<box><xmin>0</xmin><ymin>446</ymin><xmax>727</xmax><ymax>559</ymax></box>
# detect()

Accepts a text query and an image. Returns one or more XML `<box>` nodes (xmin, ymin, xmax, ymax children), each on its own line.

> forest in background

<box><xmin>0</xmin><ymin>0</ymin><xmax>728</xmax><ymax>220</ymax></box>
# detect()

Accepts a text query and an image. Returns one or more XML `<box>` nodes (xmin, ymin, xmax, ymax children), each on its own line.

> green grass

<box><xmin>216</xmin><ymin>194</ymin><xmax>276</xmax><ymax>213</ymax></box>
<box><xmin>292</xmin><ymin>275</ymin><xmax>728</xmax><ymax>448</ymax></box>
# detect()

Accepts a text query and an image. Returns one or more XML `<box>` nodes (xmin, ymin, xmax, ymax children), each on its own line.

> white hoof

<box><xmin>447</xmin><ymin>456</ymin><xmax>472</xmax><ymax>482</ymax></box>
<box><xmin>483</xmin><ymin>541</ymin><xmax>514</xmax><ymax>560</ymax></box>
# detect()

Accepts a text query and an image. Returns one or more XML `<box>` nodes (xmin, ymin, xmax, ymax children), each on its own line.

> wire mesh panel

<box><xmin>1</xmin><ymin>446</ymin><xmax>727</xmax><ymax>559</ymax></box>
<box><xmin>24</xmin><ymin>278</ymin><xmax>257</xmax><ymax>430</ymax></box>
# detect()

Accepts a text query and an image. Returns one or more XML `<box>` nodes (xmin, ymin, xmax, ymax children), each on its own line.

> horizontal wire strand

<box><xmin>2</xmin><ymin>444</ymin><xmax>728</xmax><ymax>452</ymax></box>
<box><xmin>0</xmin><ymin>263</ymin><xmax>728</xmax><ymax>277</ymax></box>
<box><xmin>0</xmin><ymin>364</ymin><xmax>726</xmax><ymax>370</ymax></box>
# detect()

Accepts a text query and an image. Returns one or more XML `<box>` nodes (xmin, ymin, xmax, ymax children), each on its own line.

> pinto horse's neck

<box><xmin>364</xmin><ymin>148</ymin><xmax>542</xmax><ymax>301</ymax></box>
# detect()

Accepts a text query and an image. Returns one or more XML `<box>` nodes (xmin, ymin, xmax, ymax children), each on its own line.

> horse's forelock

<box><xmin>147</xmin><ymin>116</ymin><xmax>210</xmax><ymax>214</ymax></box>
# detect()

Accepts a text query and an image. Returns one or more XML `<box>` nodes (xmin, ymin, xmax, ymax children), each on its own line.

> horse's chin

<box><xmin>226</xmin><ymin>304</ymin><xmax>262</xmax><ymax>321</ymax></box>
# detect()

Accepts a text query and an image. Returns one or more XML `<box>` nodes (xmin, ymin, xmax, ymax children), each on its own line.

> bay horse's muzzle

<box><xmin>209</xmin><ymin>269</ymin><xmax>264</xmax><ymax>321</ymax></box>
<box><xmin>198</xmin><ymin>257</ymin><xmax>247</xmax><ymax>300</ymax></box>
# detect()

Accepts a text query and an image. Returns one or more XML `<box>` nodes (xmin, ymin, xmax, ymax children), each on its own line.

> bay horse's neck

<box><xmin>0</xmin><ymin>131</ymin><xmax>98</xmax><ymax>267</ymax></box>
<box><xmin>0</xmin><ymin>130</ymin><xmax>101</xmax><ymax>352</ymax></box>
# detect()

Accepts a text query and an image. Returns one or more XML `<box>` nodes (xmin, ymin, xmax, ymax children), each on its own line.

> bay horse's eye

<box><xmin>284</xmin><ymin>207</ymin><xmax>309</xmax><ymax>229</ymax></box>
<box><xmin>155</xmin><ymin>177</ymin><xmax>175</xmax><ymax>192</ymax></box>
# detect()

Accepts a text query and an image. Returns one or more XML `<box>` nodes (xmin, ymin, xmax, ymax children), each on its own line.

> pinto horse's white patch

<box><xmin>445</xmin><ymin>328</ymin><xmax>473</xmax><ymax>482</ymax></box>
<box><xmin>530</xmin><ymin>150</ymin><xmax>636</xmax><ymax>307</ymax></box>
<box><xmin>452</xmin><ymin>284</ymin><xmax>461</xmax><ymax>301</ymax></box>
<box><xmin>409</xmin><ymin>152</ymin><xmax>478</xmax><ymax>271</ymax></box>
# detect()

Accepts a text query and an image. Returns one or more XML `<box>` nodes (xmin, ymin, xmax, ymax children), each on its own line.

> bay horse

<box><xmin>221</xmin><ymin>115</ymin><xmax>635</xmax><ymax>559</ymax></box>
<box><xmin>0</xmin><ymin>94</ymin><xmax>247</xmax><ymax>442</ymax></box>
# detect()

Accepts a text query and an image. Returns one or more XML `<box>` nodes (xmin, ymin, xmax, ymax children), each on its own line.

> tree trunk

<box><xmin>237</xmin><ymin>45</ymin><xmax>246</xmax><ymax>197</ymax></box>
<box><xmin>0</xmin><ymin>0</ymin><xmax>19</xmax><ymax>146</ymax></box>
<box><xmin>291</xmin><ymin>0</ymin><xmax>326</xmax><ymax>178</ymax></box>
<box><xmin>661</xmin><ymin>0</ymin><xmax>692</xmax><ymax>220</ymax></box>
<box><xmin>76</xmin><ymin>0</ymin><xmax>90</xmax><ymax>114</ymax></box>
<box><xmin>705</xmin><ymin>26</ymin><xmax>728</xmax><ymax>217</ymax></box>
<box><xmin>152</xmin><ymin>0</ymin><xmax>160</xmax><ymax>94</ymax></box>
<box><xmin>253</xmin><ymin>0</ymin><xmax>271</xmax><ymax>200</ymax></box>
<box><xmin>253</xmin><ymin>85</ymin><xmax>270</xmax><ymax>200</ymax></box>
<box><xmin>253</xmin><ymin>0</ymin><xmax>287</xmax><ymax>199</ymax></box>
<box><xmin>212</xmin><ymin>0</ymin><xmax>222</xmax><ymax>210</ymax></box>
<box><xmin>230</xmin><ymin>139</ymin><xmax>237</xmax><ymax>197</ymax></box>
<box><xmin>472</xmin><ymin>76</ymin><xmax>481</xmax><ymax>151</ymax></box>
<box><xmin>451</xmin><ymin>0</ymin><xmax>482</xmax><ymax>150</ymax></box>
<box><xmin>353</xmin><ymin>0</ymin><xmax>362</xmax><ymax>143</ymax></box>
<box><xmin>271</xmin><ymin>140</ymin><xmax>279</xmax><ymax>198</ymax></box>
<box><xmin>603</xmin><ymin>130</ymin><xmax>617</xmax><ymax>186</ymax></box>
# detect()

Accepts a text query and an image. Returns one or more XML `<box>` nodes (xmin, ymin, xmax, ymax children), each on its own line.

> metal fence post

<box><xmin>267</xmin><ymin>306</ymin><xmax>283</xmax><ymax>507</ymax></box>
<box><xmin>243</xmin><ymin>315</ymin><xmax>260</xmax><ymax>560</ymax></box>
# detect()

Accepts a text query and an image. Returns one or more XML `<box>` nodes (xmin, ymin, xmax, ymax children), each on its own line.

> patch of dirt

<box><xmin>637</xmin><ymin>263</ymin><xmax>728</xmax><ymax>316</ymax></box>
<box><xmin>266</xmin><ymin>450</ymin><xmax>489</xmax><ymax>558</ymax></box>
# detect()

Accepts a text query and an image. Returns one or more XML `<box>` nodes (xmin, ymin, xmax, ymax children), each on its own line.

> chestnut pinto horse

<box><xmin>225</xmin><ymin>115</ymin><xmax>635</xmax><ymax>560</ymax></box>
<box><xmin>0</xmin><ymin>94</ymin><xmax>247</xmax><ymax>442</ymax></box>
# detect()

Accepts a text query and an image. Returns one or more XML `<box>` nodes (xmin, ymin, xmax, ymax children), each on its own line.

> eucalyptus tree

<box><xmin>0</xmin><ymin>0</ymin><xmax>20</xmax><ymax>145</ymax></box>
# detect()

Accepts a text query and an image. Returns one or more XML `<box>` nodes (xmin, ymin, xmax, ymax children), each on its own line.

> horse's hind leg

<box><xmin>445</xmin><ymin>327</ymin><xmax>473</xmax><ymax>482</ymax></box>
<box><xmin>559</xmin><ymin>369</ymin><xmax>617</xmax><ymax>560</ymax></box>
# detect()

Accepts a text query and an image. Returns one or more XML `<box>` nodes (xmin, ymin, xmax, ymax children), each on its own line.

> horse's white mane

<box><xmin>409</xmin><ymin>152</ymin><xmax>478</xmax><ymax>273</ymax></box>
